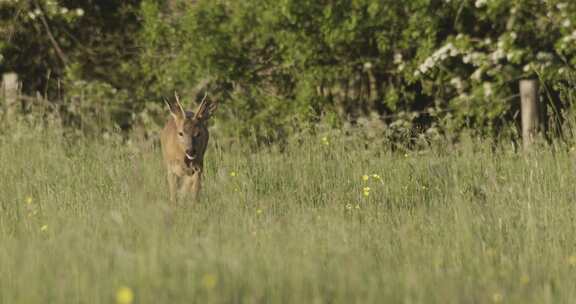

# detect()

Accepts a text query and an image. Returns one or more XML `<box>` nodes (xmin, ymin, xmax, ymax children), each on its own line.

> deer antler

<box><xmin>200</xmin><ymin>91</ymin><xmax>208</xmax><ymax>104</ymax></box>
<box><xmin>174</xmin><ymin>91</ymin><xmax>182</xmax><ymax>104</ymax></box>
<box><xmin>164</xmin><ymin>93</ymin><xmax>185</xmax><ymax>119</ymax></box>
<box><xmin>194</xmin><ymin>91</ymin><xmax>211</xmax><ymax>120</ymax></box>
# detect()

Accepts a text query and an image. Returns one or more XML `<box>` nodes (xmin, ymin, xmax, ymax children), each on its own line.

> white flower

<box><xmin>490</xmin><ymin>48</ymin><xmax>505</xmax><ymax>62</ymax></box>
<box><xmin>471</xmin><ymin>68</ymin><xmax>483</xmax><ymax>81</ymax></box>
<box><xmin>417</xmin><ymin>42</ymin><xmax>460</xmax><ymax>74</ymax></box>
<box><xmin>450</xmin><ymin>77</ymin><xmax>463</xmax><ymax>91</ymax></box>
<box><xmin>60</xmin><ymin>7</ymin><xmax>69</xmax><ymax>14</ymax></box>
<box><xmin>536</xmin><ymin>52</ymin><xmax>553</xmax><ymax>62</ymax></box>
<box><xmin>506</xmin><ymin>51</ymin><xmax>518</xmax><ymax>62</ymax></box>
<box><xmin>75</xmin><ymin>8</ymin><xmax>84</xmax><ymax>17</ymax></box>
<box><xmin>462</xmin><ymin>52</ymin><xmax>484</xmax><ymax>66</ymax></box>
<box><xmin>475</xmin><ymin>0</ymin><xmax>488</xmax><ymax>8</ymax></box>
<box><xmin>483</xmin><ymin>82</ymin><xmax>493</xmax><ymax>97</ymax></box>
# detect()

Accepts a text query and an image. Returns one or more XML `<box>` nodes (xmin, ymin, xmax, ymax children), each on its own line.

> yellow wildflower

<box><xmin>363</xmin><ymin>191</ymin><xmax>370</xmax><ymax>197</ymax></box>
<box><xmin>371</xmin><ymin>174</ymin><xmax>381</xmax><ymax>180</ymax></box>
<box><xmin>362</xmin><ymin>175</ymin><xmax>369</xmax><ymax>181</ymax></box>
<box><xmin>40</xmin><ymin>225</ymin><xmax>48</xmax><ymax>232</ymax></box>
<box><xmin>256</xmin><ymin>208</ymin><xmax>263</xmax><ymax>215</ymax></box>
<box><xmin>116</xmin><ymin>287</ymin><xmax>134</xmax><ymax>304</ymax></box>
<box><xmin>520</xmin><ymin>274</ymin><xmax>530</xmax><ymax>285</ymax></box>
<box><xmin>321</xmin><ymin>136</ymin><xmax>329</xmax><ymax>145</ymax></box>
<box><xmin>363</xmin><ymin>187</ymin><xmax>371</xmax><ymax>192</ymax></box>
<box><xmin>202</xmin><ymin>273</ymin><xmax>218</xmax><ymax>290</ymax></box>
<box><xmin>230</xmin><ymin>171</ymin><xmax>237</xmax><ymax>177</ymax></box>
<box><xmin>25</xmin><ymin>196</ymin><xmax>33</xmax><ymax>204</ymax></box>
<box><xmin>492</xmin><ymin>292</ymin><xmax>503</xmax><ymax>303</ymax></box>
<box><xmin>567</xmin><ymin>255</ymin><xmax>576</xmax><ymax>266</ymax></box>
<box><xmin>485</xmin><ymin>248</ymin><xmax>496</xmax><ymax>257</ymax></box>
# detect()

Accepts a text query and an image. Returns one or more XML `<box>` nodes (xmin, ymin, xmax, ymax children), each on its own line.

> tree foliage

<box><xmin>1</xmin><ymin>0</ymin><xmax>575</xmax><ymax>142</ymax></box>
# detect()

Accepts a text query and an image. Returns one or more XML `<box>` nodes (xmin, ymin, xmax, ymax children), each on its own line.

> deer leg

<box><xmin>167</xmin><ymin>172</ymin><xmax>178</xmax><ymax>203</ymax></box>
<box><xmin>177</xmin><ymin>166</ymin><xmax>203</xmax><ymax>203</ymax></box>
<box><xmin>189</xmin><ymin>171</ymin><xmax>202</xmax><ymax>202</ymax></box>
<box><xmin>178</xmin><ymin>175</ymin><xmax>196</xmax><ymax>203</ymax></box>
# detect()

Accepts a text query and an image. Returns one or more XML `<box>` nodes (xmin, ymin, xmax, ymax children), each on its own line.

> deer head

<box><xmin>164</xmin><ymin>92</ymin><xmax>217</xmax><ymax>164</ymax></box>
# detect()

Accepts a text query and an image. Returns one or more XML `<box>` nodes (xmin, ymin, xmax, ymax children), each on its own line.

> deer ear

<box><xmin>206</xmin><ymin>100</ymin><xmax>218</xmax><ymax>118</ymax></box>
<box><xmin>194</xmin><ymin>92</ymin><xmax>217</xmax><ymax>121</ymax></box>
<box><xmin>164</xmin><ymin>93</ymin><xmax>185</xmax><ymax>121</ymax></box>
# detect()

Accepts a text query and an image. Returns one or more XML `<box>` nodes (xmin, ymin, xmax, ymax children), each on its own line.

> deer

<box><xmin>160</xmin><ymin>92</ymin><xmax>217</xmax><ymax>203</ymax></box>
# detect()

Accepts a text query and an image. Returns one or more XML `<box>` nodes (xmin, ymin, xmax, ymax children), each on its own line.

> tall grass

<box><xmin>1</xmin><ymin>123</ymin><xmax>575</xmax><ymax>304</ymax></box>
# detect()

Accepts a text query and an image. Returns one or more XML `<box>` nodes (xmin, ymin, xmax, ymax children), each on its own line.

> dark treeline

<box><xmin>1</xmin><ymin>0</ymin><xmax>575</xmax><ymax>144</ymax></box>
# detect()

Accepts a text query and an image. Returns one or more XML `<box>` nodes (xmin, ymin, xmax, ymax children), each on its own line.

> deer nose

<box><xmin>185</xmin><ymin>149</ymin><xmax>196</xmax><ymax>160</ymax></box>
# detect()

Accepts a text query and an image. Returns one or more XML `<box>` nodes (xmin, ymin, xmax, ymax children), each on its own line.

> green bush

<box><xmin>1</xmin><ymin>0</ymin><xmax>575</xmax><ymax>143</ymax></box>
<box><xmin>137</xmin><ymin>0</ymin><xmax>576</xmax><ymax>142</ymax></box>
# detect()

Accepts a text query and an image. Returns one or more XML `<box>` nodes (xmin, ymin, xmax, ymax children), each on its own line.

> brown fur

<box><xmin>160</xmin><ymin>93</ymin><xmax>217</xmax><ymax>202</ymax></box>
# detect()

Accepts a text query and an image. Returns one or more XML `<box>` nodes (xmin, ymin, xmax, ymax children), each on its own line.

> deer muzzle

<box><xmin>185</xmin><ymin>149</ymin><xmax>196</xmax><ymax>161</ymax></box>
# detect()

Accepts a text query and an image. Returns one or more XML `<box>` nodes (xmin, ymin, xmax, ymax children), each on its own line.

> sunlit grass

<box><xmin>1</xmin><ymin>126</ymin><xmax>576</xmax><ymax>303</ymax></box>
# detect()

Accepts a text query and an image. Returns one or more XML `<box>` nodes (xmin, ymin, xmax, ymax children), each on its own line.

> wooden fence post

<box><xmin>2</xmin><ymin>73</ymin><xmax>19</xmax><ymax>118</ymax></box>
<box><xmin>520</xmin><ymin>79</ymin><xmax>542</xmax><ymax>149</ymax></box>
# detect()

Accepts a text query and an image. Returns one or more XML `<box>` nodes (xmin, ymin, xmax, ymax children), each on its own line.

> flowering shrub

<box><xmin>1</xmin><ymin>0</ymin><xmax>575</xmax><ymax>142</ymax></box>
<box><xmin>138</xmin><ymin>0</ymin><xmax>576</xmax><ymax>141</ymax></box>
<box><xmin>413</xmin><ymin>0</ymin><xmax>576</xmax><ymax>135</ymax></box>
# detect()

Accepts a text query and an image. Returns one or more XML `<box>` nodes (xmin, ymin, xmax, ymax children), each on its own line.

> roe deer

<box><xmin>161</xmin><ymin>92</ymin><xmax>217</xmax><ymax>202</ymax></box>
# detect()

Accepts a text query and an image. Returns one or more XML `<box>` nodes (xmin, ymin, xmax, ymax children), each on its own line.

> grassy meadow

<box><xmin>1</xmin><ymin>125</ymin><xmax>576</xmax><ymax>304</ymax></box>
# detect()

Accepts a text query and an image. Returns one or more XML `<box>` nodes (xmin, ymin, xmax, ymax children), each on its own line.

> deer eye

<box><xmin>178</xmin><ymin>132</ymin><xmax>184</xmax><ymax>137</ymax></box>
